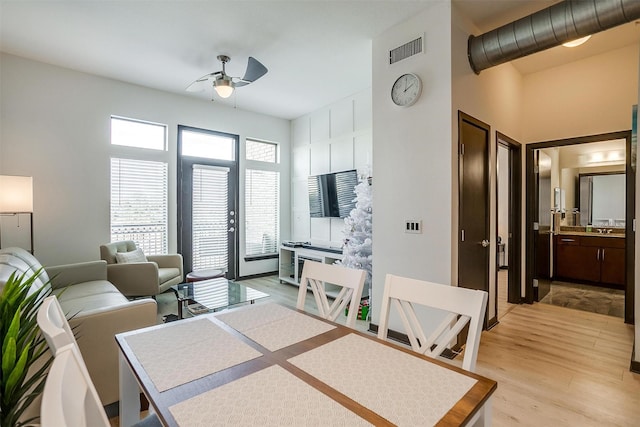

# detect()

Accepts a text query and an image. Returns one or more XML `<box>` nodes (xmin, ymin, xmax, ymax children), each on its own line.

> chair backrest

<box><xmin>37</xmin><ymin>295</ymin><xmax>78</xmax><ymax>356</ymax></box>
<box><xmin>99</xmin><ymin>241</ymin><xmax>137</xmax><ymax>264</ymax></box>
<box><xmin>377</xmin><ymin>274</ymin><xmax>488</xmax><ymax>372</ymax></box>
<box><xmin>297</xmin><ymin>260</ymin><xmax>366</xmax><ymax>328</ymax></box>
<box><xmin>41</xmin><ymin>347</ymin><xmax>110</xmax><ymax>427</ymax></box>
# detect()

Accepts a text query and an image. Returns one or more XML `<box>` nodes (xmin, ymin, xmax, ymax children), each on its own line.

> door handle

<box><xmin>228</xmin><ymin>227</ymin><xmax>235</xmax><ymax>233</ymax></box>
<box><xmin>481</xmin><ymin>239</ymin><xmax>490</xmax><ymax>248</ymax></box>
<box><xmin>596</xmin><ymin>249</ymin><xmax>600</xmax><ymax>261</ymax></box>
<box><xmin>601</xmin><ymin>249</ymin><xmax>605</xmax><ymax>261</ymax></box>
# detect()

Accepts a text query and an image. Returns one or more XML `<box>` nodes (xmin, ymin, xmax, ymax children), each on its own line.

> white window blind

<box><xmin>244</xmin><ymin>139</ymin><xmax>280</xmax><ymax>258</ymax></box>
<box><xmin>245</xmin><ymin>169</ymin><xmax>280</xmax><ymax>256</ymax></box>
<box><xmin>193</xmin><ymin>165</ymin><xmax>229</xmax><ymax>271</ymax></box>
<box><xmin>110</xmin><ymin>158</ymin><xmax>168</xmax><ymax>255</ymax></box>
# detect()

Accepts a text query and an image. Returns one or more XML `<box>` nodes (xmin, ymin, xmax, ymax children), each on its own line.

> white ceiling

<box><xmin>1</xmin><ymin>1</ymin><xmax>639</xmax><ymax>120</ymax></box>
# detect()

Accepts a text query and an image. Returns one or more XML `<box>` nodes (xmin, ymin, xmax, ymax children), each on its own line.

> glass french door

<box><xmin>178</xmin><ymin>126</ymin><xmax>238</xmax><ymax>279</ymax></box>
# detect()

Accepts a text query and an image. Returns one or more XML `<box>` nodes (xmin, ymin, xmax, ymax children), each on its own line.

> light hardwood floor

<box><xmin>123</xmin><ymin>275</ymin><xmax>639</xmax><ymax>426</ymax></box>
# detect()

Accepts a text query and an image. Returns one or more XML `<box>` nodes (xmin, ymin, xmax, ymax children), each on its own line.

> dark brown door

<box><xmin>458</xmin><ymin>112</ymin><xmax>490</xmax><ymax>303</ymax></box>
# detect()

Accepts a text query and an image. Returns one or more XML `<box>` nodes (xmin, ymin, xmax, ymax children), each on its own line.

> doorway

<box><xmin>177</xmin><ymin>125</ymin><xmax>239</xmax><ymax>279</ymax></box>
<box><xmin>496</xmin><ymin>133</ymin><xmax>522</xmax><ymax>321</ymax></box>
<box><xmin>458</xmin><ymin>111</ymin><xmax>490</xmax><ymax>327</ymax></box>
<box><xmin>525</xmin><ymin>131</ymin><xmax>634</xmax><ymax>324</ymax></box>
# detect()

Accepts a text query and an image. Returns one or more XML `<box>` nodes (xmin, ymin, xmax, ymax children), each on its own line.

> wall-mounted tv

<box><xmin>308</xmin><ymin>169</ymin><xmax>358</xmax><ymax>218</ymax></box>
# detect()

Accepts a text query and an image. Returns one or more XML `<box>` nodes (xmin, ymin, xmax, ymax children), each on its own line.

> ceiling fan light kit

<box><xmin>214</xmin><ymin>76</ymin><xmax>234</xmax><ymax>98</ymax></box>
<box><xmin>186</xmin><ymin>54</ymin><xmax>268</xmax><ymax>99</ymax></box>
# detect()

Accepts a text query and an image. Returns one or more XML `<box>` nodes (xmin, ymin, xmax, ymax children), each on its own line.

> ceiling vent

<box><xmin>389</xmin><ymin>35</ymin><xmax>423</xmax><ymax>65</ymax></box>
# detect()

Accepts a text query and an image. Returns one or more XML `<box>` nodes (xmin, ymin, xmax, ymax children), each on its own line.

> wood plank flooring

<box><xmin>130</xmin><ymin>275</ymin><xmax>640</xmax><ymax>426</ymax></box>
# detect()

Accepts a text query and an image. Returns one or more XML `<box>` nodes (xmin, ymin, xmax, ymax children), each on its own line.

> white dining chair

<box><xmin>37</xmin><ymin>296</ymin><xmax>161</xmax><ymax>427</ymax></box>
<box><xmin>37</xmin><ymin>295</ymin><xmax>78</xmax><ymax>356</ymax></box>
<box><xmin>297</xmin><ymin>260</ymin><xmax>366</xmax><ymax>328</ymax></box>
<box><xmin>41</xmin><ymin>346</ymin><xmax>111</xmax><ymax>427</ymax></box>
<box><xmin>377</xmin><ymin>274</ymin><xmax>488</xmax><ymax>372</ymax></box>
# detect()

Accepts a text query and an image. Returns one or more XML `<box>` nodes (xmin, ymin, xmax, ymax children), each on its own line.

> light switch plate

<box><xmin>405</xmin><ymin>220</ymin><xmax>422</xmax><ymax>234</ymax></box>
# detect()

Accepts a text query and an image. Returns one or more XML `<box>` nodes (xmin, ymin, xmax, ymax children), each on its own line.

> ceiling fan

<box><xmin>186</xmin><ymin>55</ymin><xmax>268</xmax><ymax>99</ymax></box>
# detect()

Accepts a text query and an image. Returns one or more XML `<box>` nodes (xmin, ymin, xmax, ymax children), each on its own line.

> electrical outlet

<box><xmin>405</xmin><ymin>220</ymin><xmax>422</xmax><ymax>234</ymax></box>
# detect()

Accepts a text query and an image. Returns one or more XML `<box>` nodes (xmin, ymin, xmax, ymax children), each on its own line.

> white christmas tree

<box><xmin>339</xmin><ymin>171</ymin><xmax>372</xmax><ymax>306</ymax></box>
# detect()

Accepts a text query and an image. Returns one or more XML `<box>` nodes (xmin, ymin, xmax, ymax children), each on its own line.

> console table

<box><xmin>279</xmin><ymin>245</ymin><xmax>346</xmax><ymax>298</ymax></box>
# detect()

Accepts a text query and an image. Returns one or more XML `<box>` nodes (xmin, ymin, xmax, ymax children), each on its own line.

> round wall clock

<box><xmin>391</xmin><ymin>73</ymin><xmax>422</xmax><ymax>107</ymax></box>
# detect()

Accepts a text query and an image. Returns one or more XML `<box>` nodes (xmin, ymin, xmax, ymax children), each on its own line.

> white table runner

<box><xmin>289</xmin><ymin>334</ymin><xmax>478</xmax><ymax>426</ymax></box>
<box><xmin>217</xmin><ymin>303</ymin><xmax>335</xmax><ymax>351</ymax></box>
<box><xmin>124</xmin><ymin>318</ymin><xmax>262</xmax><ymax>391</ymax></box>
<box><xmin>169</xmin><ymin>365</ymin><xmax>372</xmax><ymax>426</ymax></box>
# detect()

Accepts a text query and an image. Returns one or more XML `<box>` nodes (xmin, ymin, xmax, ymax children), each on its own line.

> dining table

<box><xmin>116</xmin><ymin>302</ymin><xmax>497</xmax><ymax>426</ymax></box>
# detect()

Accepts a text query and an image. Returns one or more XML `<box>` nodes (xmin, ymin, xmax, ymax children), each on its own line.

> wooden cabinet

<box><xmin>554</xmin><ymin>235</ymin><xmax>625</xmax><ymax>288</ymax></box>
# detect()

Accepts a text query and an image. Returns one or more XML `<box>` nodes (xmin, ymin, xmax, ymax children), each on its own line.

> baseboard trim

<box><xmin>235</xmin><ymin>271</ymin><xmax>278</xmax><ymax>281</ymax></box>
<box><xmin>631</xmin><ymin>343</ymin><xmax>640</xmax><ymax>374</ymax></box>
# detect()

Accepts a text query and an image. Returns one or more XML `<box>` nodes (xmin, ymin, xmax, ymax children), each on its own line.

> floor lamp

<box><xmin>0</xmin><ymin>175</ymin><xmax>34</xmax><ymax>254</ymax></box>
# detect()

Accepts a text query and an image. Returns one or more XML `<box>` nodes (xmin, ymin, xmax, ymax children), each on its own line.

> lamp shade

<box><xmin>0</xmin><ymin>175</ymin><xmax>33</xmax><ymax>213</ymax></box>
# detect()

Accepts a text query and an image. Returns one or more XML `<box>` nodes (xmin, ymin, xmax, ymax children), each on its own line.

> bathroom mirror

<box><xmin>579</xmin><ymin>173</ymin><xmax>625</xmax><ymax>227</ymax></box>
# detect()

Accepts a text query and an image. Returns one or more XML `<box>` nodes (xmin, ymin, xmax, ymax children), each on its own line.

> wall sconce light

<box><xmin>0</xmin><ymin>175</ymin><xmax>34</xmax><ymax>253</ymax></box>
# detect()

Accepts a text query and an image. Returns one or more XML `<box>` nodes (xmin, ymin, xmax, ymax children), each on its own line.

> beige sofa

<box><xmin>0</xmin><ymin>247</ymin><xmax>157</xmax><ymax>406</ymax></box>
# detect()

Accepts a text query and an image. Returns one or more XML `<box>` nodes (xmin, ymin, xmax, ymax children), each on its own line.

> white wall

<box><xmin>0</xmin><ymin>53</ymin><xmax>290</xmax><ymax>275</ymax></box>
<box><xmin>290</xmin><ymin>90</ymin><xmax>372</xmax><ymax>248</ymax></box>
<box><xmin>522</xmin><ymin>44</ymin><xmax>638</xmax><ymax>142</ymax></box>
<box><xmin>371</xmin><ymin>2</ymin><xmax>453</xmax><ymax>331</ymax></box>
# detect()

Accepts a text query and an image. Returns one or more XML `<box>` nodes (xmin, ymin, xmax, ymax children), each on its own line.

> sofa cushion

<box><xmin>115</xmin><ymin>248</ymin><xmax>147</xmax><ymax>264</ymax></box>
<box><xmin>53</xmin><ymin>280</ymin><xmax>129</xmax><ymax>315</ymax></box>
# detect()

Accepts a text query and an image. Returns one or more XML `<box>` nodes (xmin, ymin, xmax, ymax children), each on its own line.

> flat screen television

<box><xmin>308</xmin><ymin>169</ymin><xmax>358</xmax><ymax>218</ymax></box>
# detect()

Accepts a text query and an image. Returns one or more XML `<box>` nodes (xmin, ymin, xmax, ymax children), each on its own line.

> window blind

<box><xmin>192</xmin><ymin>165</ymin><xmax>229</xmax><ymax>271</ymax></box>
<box><xmin>110</xmin><ymin>158</ymin><xmax>168</xmax><ymax>254</ymax></box>
<box><xmin>245</xmin><ymin>169</ymin><xmax>280</xmax><ymax>256</ymax></box>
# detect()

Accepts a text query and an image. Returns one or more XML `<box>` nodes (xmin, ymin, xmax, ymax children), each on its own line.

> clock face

<box><xmin>391</xmin><ymin>73</ymin><xmax>422</xmax><ymax>107</ymax></box>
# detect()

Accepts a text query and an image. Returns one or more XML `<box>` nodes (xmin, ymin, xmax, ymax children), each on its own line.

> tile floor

<box><xmin>539</xmin><ymin>281</ymin><xmax>624</xmax><ymax>318</ymax></box>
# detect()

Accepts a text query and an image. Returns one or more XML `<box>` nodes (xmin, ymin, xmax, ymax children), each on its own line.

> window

<box><xmin>246</xmin><ymin>138</ymin><xmax>277</xmax><ymax>162</ymax></box>
<box><xmin>110</xmin><ymin>116</ymin><xmax>166</xmax><ymax>150</ymax></box>
<box><xmin>110</xmin><ymin>158</ymin><xmax>168</xmax><ymax>255</ymax></box>
<box><xmin>181</xmin><ymin>129</ymin><xmax>235</xmax><ymax>161</ymax></box>
<box><xmin>245</xmin><ymin>139</ymin><xmax>280</xmax><ymax>257</ymax></box>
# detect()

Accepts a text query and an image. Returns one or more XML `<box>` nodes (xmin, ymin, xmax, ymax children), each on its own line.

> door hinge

<box><xmin>460</xmin><ymin>144</ymin><xmax>465</xmax><ymax>156</ymax></box>
<box><xmin>533</xmin><ymin>279</ymin><xmax>539</xmax><ymax>288</ymax></box>
<box><xmin>533</xmin><ymin>222</ymin><xmax>539</xmax><ymax>231</ymax></box>
<box><xmin>534</xmin><ymin>165</ymin><xmax>539</xmax><ymax>174</ymax></box>
<box><xmin>461</xmin><ymin>229</ymin><xmax>465</xmax><ymax>242</ymax></box>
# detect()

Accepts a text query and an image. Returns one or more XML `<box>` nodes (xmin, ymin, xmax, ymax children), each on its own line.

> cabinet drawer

<box><xmin>556</xmin><ymin>236</ymin><xmax>579</xmax><ymax>246</ymax></box>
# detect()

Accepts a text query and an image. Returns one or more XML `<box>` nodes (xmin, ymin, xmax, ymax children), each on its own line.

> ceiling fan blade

<box><xmin>185</xmin><ymin>72</ymin><xmax>218</xmax><ymax>92</ymax></box>
<box><xmin>235</xmin><ymin>57</ymin><xmax>267</xmax><ymax>87</ymax></box>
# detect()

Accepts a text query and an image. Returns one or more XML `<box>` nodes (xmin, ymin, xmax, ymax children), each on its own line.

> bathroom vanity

<box><xmin>554</xmin><ymin>231</ymin><xmax>625</xmax><ymax>288</ymax></box>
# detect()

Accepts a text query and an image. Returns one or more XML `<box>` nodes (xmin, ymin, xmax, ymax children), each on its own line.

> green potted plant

<box><xmin>1</xmin><ymin>269</ymin><xmax>52</xmax><ymax>427</ymax></box>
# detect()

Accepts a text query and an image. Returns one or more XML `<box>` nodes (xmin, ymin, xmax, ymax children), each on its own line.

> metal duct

<box><xmin>468</xmin><ymin>0</ymin><xmax>640</xmax><ymax>74</ymax></box>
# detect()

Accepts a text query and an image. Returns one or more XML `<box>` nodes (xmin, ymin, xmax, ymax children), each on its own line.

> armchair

<box><xmin>99</xmin><ymin>241</ymin><xmax>183</xmax><ymax>297</ymax></box>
